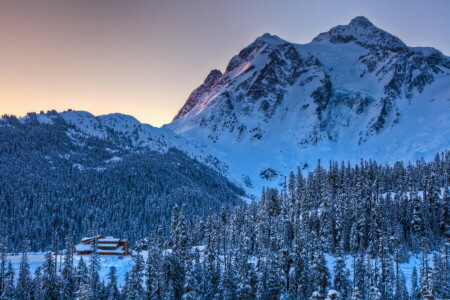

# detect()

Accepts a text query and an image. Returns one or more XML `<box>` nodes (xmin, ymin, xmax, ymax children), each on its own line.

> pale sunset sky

<box><xmin>1</xmin><ymin>0</ymin><xmax>449</xmax><ymax>126</ymax></box>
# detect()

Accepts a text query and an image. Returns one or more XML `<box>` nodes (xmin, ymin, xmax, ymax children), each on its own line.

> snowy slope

<box><xmin>167</xmin><ymin>16</ymin><xmax>450</xmax><ymax>193</ymax></box>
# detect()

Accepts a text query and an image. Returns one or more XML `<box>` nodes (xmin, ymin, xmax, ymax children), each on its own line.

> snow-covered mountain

<box><xmin>12</xmin><ymin>110</ymin><xmax>228</xmax><ymax>173</ymax></box>
<box><xmin>168</xmin><ymin>16</ymin><xmax>450</xmax><ymax>192</ymax></box>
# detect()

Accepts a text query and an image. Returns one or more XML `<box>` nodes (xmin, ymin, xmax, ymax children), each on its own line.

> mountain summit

<box><xmin>167</xmin><ymin>16</ymin><xmax>450</xmax><ymax>191</ymax></box>
<box><xmin>312</xmin><ymin>16</ymin><xmax>408</xmax><ymax>51</ymax></box>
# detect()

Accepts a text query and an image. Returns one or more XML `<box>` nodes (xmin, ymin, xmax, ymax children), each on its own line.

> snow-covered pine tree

<box><xmin>266</xmin><ymin>252</ymin><xmax>282</xmax><ymax>299</ymax></box>
<box><xmin>411</xmin><ymin>266</ymin><xmax>421</xmax><ymax>300</ymax></box>
<box><xmin>162</xmin><ymin>253</ymin><xmax>185</xmax><ymax>299</ymax></box>
<box><xmin>170</xmin><ymin>205</ymin><xmax>181</xmax><ymax>249</ymax></box>
<box><xmin>353</xmin><ymin>252</ymin><xmax>368</xmax><ymax>299</ymax></box>
<box><xmin>88</xmin><ymin>240</ymin><xmax>101</xmax><ymax>299</ymax></box>
<box><xmin>128</xmin><ymin>249</ymin><xmax>145</xmax><ymax>299</ymax></box>
<box><xmin>16</xmin><ymin>239</ymin><xmax>33</xmax><ymax>300</ymax></box>
<box><xmin>379</xmin><ymin>234</ymin><xmax>395</xmax><ymax>300</ymax></box>
<box><xmin>106</xmin><ymin>266</ymin><xmax>120</xmax><ymax>300</ymax></box>
<box><xmin>333</xmin><ymin>248</ymin><xmax>351</xmax><ymax>299</ymax></box>
<box><xmin>61</xmin><ymin>237</ymin><xmax>76</xmax><ymax>300</ymax></box>
<box><xmin>255</xmin><ymin>255</ymin><xmax>267</xmax><ymax>300</ymax></box>
<box><xmin>145</xmin><ymin>243</ymin><xmax>162</xmax><ymax>299</ymax></box>
<box><xmin>420</xmin><ymin>239</ymin><xmax>434</xmax><ymax>298</ymax></box>
<box><xmin>32</xmin><ymin>267</ymin><xmax>42</xmax><ymax>300</ymax></box>
<box><xmin>432</xmin><ymin>246</ymin><xmax>450</xmax><ymax>299</ymax></box>
<box><xmin>311</xmin><ymin>243</ymin><xmax>330</xmax><ymax>295</ymax></box>
<box><xmin>121</xmin><ymin>272</ymin><xmax>131</xmax><ymax>299</ymax></box>
<box><xmin>76</xmin><ymin>257</ymin><xmax>89</xmax><ymax>290</ymax></box>
<box><xmin>0</xmin><ymin>240</ymin><xmax>7</xmax><ymax>297</ymax></box>
<box><xmin>182</xmin><ymin>258</ymin><xmax>198</xmax><ymax>300</ymax></box>
<box><xmin>395</xmin><ymin>270</ymin><xmax>409</xmax><ymax>300</ymax></box>
<box><xmin>41</xmin><ymin>251</ymin><xmax>59</xmax><ymax>300</ymax></box>
<box><xmin>2</xmin><ymin>261</ymin><xmax>15</xmax><ymax>300</ymax></box>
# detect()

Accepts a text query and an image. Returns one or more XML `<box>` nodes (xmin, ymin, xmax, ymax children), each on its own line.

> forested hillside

<box><xmin>0</xmin><ymin>114</ymin><xmax>244</xmax><ymax>251</ymax></box>
<box><xmin>1</xmin><ymin>152</ymin><xmax>448</xmax><ymax>300</ymax></box>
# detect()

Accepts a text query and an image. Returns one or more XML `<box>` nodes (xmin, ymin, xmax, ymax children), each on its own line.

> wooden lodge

<box><xmin>74</xmin><ymin>235</ymin><xmax>130</xmax><ymax>256</ymax></box>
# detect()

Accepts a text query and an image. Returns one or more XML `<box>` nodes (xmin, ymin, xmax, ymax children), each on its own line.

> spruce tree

<box><xmin>76</xmin><ymin>257</ymin><xmax>89</xmax><ymax>289</ymax></box>
<box><xmin>16</xmin><ymin>239</ymin><xmax>32</xmax><ymax>300</ymax></box>
<box><xmin>32</xmin><ymin>267</ymin><xmax>43</xmax><ymax>300</ymax></box>
<box><xmin>41</xmin><ymin>251</ymin><xmax>59</xmax><ymax>300</ymax></box>
<box><xmin>89</xmin><ymin>234</ymin><xmax>101</xmax><ymax>299</ymax></box>
<box><xmin>333</xmin><ymin>251</ymin><xmax>351</xmax><ymax>299</ymax></box>
<box><xmin>411</xmin><ymin>266</ymin><xmax>421</xmax><ymax>300</ymax></box>
<box><xmin>128</xmin><ymin>250</ymin><xmax>145</xmax><ymax>299</ymax></box>
<box><xmin>311</xmin><ymin>246</ymin><xmax>330</xmax><ymax>295</ymax></box>
<box><xmin>106</xmin><ymin>266</ymin><xmax>120</xmax><ymax>300</ymax></box>
<box><xmin>61</xmin><ymin>237</ymin><xmax>76</xmax><ymax>300</ymax></box>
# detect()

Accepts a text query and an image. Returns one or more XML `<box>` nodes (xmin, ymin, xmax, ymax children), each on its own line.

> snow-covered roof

<box><xmin>98</xmin><ymin>238</ymin><xmax>120</xmax><ymax>242</ymax></box>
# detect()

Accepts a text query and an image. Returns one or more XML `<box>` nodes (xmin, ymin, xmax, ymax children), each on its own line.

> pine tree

<box><xmin>76</xmin><ymin>283</ymin><xmax>93</xmax><ymax>300</ymax></box>
<box><xmin>106</xmin><ymin>266</ymin><xmax>120</xmax><ymax>300</ymax></box>
<box><xmin>333</xmin><ymin>251</ymin><xmax>351</xmax><ymax>299</ymax></box>
<box><xmin>353</xmin><ymin>253</ymin><xmax>368</xmax><ymax>299</ymax></box>
<box><xmin>291</xmin><ymin>247</ymin><xmax>310</xmax><ymax>299</ymax></box>
<box><xmin>175</xmin><ymin>213</ymin><xmax>190</xmax><ymax>262</ymax></box>
<box><xmin>255</xmin><ymin>257</ymin><xmax>267</xmax><ymax>300</ymax></box>
<box><xmin>76</xmin><ymin>257</ymin><xmax>89</xmax><ymax>289</ymax></box>
<box><xmin>182</xmin><ymin>259</ymin><xmax>198</xmax><ymax>300</ymax></box>
<box><xmin>411</xmin><ymin>191</ymin><xmax>425</xmax><ymax>252</ymax></box>
<box><xmin>420</xmin><ymin>240</ymin><xmax>434</xmax><ymax>298</ymax></box>
<box><xmin>432</xmin><ymin>248</ymin><xmax>450</xmax><ymax>300</ymax></box>
<box><xmin>170</xmin><ymin>205</ymin><xmax>181</xmax><ymax>249</ymax></box>
<box><xmin>2</xmin><ymin>261</ymin><xmax>15</xmax><ymax>300</ymax></box>
<box><xmin>128</xmin><ymin>250</ymin><xmax>145</xmax><ymax>299</ymax></box>
<box><xmin>379</xmin><ymin>235</ymin><xmax>394</xmax><ymax>300</ymax></box>
<box><xmin>220</xmin><ymin>263</ymin><xmax>237</xmax><ymax>299</ymax></box>
<box><xmin>411</xmin><ymin>266</ymin><xmax>421</xmax><ymax>300</ymax></box>
<box><xmin>41</xmin><ymin>251</ymin><xmax>59</xmax><ymax>300</ymax></box>
<box><xmin>0</xmin><ymin>241</ymin><xmax>7</xmax><ymax>297</ymax></box>
<box><xmin>121</xmin><ymin>272</ymin><xmax>131</xmax><ymax>299</ymax></box>
<box><xmin>395</xmin><ymin>270</ymin><xmax>409</xmax><ymax>300</ymax></box>
<box><xmin>266</xmin><ymin>252</ymin><xmax>282</xmax><ymax>299</ymax></box>
<box><xmin>61</xmin><ymin>237</ymin><xmax>76</xmax><ymax>300</ymax></box>
<box><xmin>32</xmin><ymin>267</ymin><xmax>43</xmax><ymax>300</ymax></box>
<box><xmin>89</xmin><ymin>233</ymin><xmax>101</xmax><ymax>299</ymax></box>
<box><xmin>162</xmin><ymin>253</ymin><xmax>184</xmax><ymax>299</ymax></box>
<box><xmin>235</xmin><ymin>259</ymin><xmax>253</xmax><ymax>300</ymax></box>
<box><xmin>311</xmin><ymin>246</ymin><xmax>330</xmax><ymax>295</ymax></box>
<box><xmin>145</xmin><ymin>244</ymin><xmax>162</xmax><ymax>299</ymax></box>
<box><xmin>16</xmin><ymin>239</ymin><xmax>32</xmax><ymax>300</ymax></box>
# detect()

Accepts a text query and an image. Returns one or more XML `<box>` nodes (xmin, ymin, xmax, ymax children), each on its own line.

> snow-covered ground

<box><xmin>7</xmin><ymin>252</ymin><xmax>139</xmax><ymax>288</ymax></box>
<box><xmin>6</xmin><ymin>250</ymin><xmax>427</xmax><ymax>291</ymax></box>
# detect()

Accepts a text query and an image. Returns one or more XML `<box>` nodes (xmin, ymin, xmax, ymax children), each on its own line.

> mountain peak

<box><xmin>257</xmin><ymin>33</ymin><xmax>284</xmax><ymax>43</ymax></box>
<box><xmin>312</xmin><ymin>16</ymin><xmax>408</xmax><ymax>52</ymax></box>
<box><xmin>349</xmin><ymin>16</ymin><xmax>374</xmax><ymax>28</ymax></box>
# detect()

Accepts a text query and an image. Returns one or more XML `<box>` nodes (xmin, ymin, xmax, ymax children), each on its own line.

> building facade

<box><xmin>74</xmin><ymin>235</ymin><xmax>130</xmax><ymax>255</ymax></box>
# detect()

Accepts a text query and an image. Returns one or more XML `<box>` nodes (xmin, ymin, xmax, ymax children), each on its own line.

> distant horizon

<box><xmin>2</xmin><ymin>0</ymin><xmax>449</xmax><ymax>126</ymax></box>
